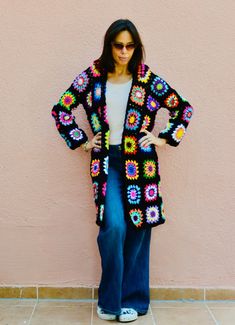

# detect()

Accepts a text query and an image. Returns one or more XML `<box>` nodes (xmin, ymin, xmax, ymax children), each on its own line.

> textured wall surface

<box><xmin>1</xmin><ymin>0</ymin><xmax>234</xmax><ymax>287</ymax></box>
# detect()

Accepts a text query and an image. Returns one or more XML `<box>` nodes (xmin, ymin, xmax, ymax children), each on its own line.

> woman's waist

<box><xmin>109</xmin><ymin>144</ymin><xmax>122</xmax><ymax>159</ymax></box>
<box><xmin>109</xmin><ymin>144</ymin><xmax>122</xmax><ymax>151</ymax></box>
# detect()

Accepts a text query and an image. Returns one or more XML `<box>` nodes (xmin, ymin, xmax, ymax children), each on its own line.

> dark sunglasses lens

<box><xmin>112</xmin><ymin>43</ymin><xmax>135</xmax><ymax>50</ymax></box>
<box><xmin>114</xmin><ymin>43</ymin><xmax>123</xmax><ymax>50</ymax></box>
<box><xmin>126</xmin><ymin>44</ymin><xmax>135</xmax><ymax>50</ymax></box>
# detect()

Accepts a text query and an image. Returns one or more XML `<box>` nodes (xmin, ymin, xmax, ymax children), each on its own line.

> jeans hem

<box><xmin>137</xmin><ymin>310</ymin><xmax>148</xmax><ymax>315</ymax></box>
<box><xmin>121</xmin><ymin>305</ymin><xmax>149</xmax><ymax>314</ymax></box>
<box><xmin>98</xmin><ymin>304</ymin><xmax>121</xmax><ymax>315</ymax></box>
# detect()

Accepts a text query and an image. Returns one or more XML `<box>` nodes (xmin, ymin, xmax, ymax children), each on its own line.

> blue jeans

<box><xmin>97</xmin><ymin>145</ymin><xmax>152</xmax><ymax>315</ymax></box>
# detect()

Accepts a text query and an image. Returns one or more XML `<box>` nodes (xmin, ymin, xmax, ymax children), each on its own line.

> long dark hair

<box><xmin>98</xmin><ymin>19</ymin><xmax>145</xmax><ymax>74</ymax></box>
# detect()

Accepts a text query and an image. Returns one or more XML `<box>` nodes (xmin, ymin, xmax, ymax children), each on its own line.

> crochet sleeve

<box><xmin>150</xmin><ymin>72</ymin><xmax>194</xmax><ymax>147</ymax></box>
<box><xmin>51</xmin><ymin>68</ymin><xmax>91</xmax><ymax>150</ymax></box>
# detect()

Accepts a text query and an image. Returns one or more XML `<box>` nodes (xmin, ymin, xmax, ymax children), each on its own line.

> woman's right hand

<box><xmin>86</xmin><ymin>132</ymin><xmax>102</xmax><ymax>150</ymax></box>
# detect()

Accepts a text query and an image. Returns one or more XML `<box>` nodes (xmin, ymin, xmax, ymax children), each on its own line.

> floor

<box><xmin>0</xmin><ymin>299</ymin><xmax>235</xmax><ymax>324</ymax></box>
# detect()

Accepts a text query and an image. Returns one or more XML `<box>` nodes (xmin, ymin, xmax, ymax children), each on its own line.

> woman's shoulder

<box><xmin>73</xmin><ymin>59</ymin><xmax>103</xmax><ymax>81</ymax></box>
<box><xmin>136</xmin><ymin>62</ymin><xmax>157</xmax><ymax>84</ymax></box>
<box><xmin>139</xmin><ymin>62</ymin><xmax>160</xmax><ymax>77</ymax></box>
<box><xmin>89</xmin><ymin>59</ymin><xmax>103</xmax><ymax>77</ymax></box>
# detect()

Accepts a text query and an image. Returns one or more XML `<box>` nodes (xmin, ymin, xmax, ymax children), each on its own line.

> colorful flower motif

<box><xmin>172</xmin><ymin>124</ymin><xmax>186</xmax><ymax>143</ymax></box>
<box><xmin>60</xmin><ymin>133</ymin><xmax>72</xmax><ymax>148</ymax></box>
<box><xmin>102</xmin><ymin>182</ymin><xmax>107</xmax><ymax>196</ymax></box>
<box><xmin>182</xmin><ymin>106</ymin><xmax>193</xmax><ymax>122</ymax></box>
<box><xmin>160</xmin><ymin>122</ymin><xmax>174</xmax><ymax>134</ymax></box>
<box><xmin>144</xmin><ymin>184</ymin><xmax>158</xmax><ymax>201</ymax></box>
<box><xmin>127</xmin><ymin>185</ymin><xmax>141</xmax><ymax>204</ymax></box>
<box><xmin>129</xmin><ymin>209</ymin><xmax>143</xmax><ymax>228</ymax></box>
<box><xmin>125</xmin><ymin>109</ymin><xmax>141</xmax><ymax>130</ymax></box>
<box><xmin>103</xmin><ymin>156</ymin><xmax>109</xmax><ymax>175</ymax></box>
<box><xmin>146</xmin><ymin>206</ymin><xmax>160</xmax><ymax>224</ymax></box>
<box><xmin>147</xmin><ymin>95</ymin><xmax>160</xmax><ymax>112</ymax></box>
<box><xmin>59</xmin><ymin>111</ymin><xmax>74</xmax><ymax>126</ymax></box>
<box><xmin>93</xmin><ymin>181</ymin><xmax>98</xmax><ymax>200</ymax></box>
<box><xmin>105</xmin><ymin>130</ymin><xmax>110</xmax><ymax>150</ymax></box>
<box><xmin>140</xmin><ymin>144</ymin><xmax>152</xmax><ymax>153</ymax></box>
<box><xmin>60</xmin><ymin>91</ymin><xmax>76</xmax><ymax>110</ymax></box>
<box><xmin>124</xmin><ymin>136</ymin><xmax>137</xmax><ymax>155</ymax></box>
<box><xmin>90</xmin><ymin>63</ymin><xmax>101</xmax><ymax>77</ymax></box>
<box><xmin>73</xmin><ymin>71</ymin><xmax>89</xmax><ymax>93</ymax></box>
<box><xmin>94</xmin><ymin>83</ymin><xmax>101</xmax><ymax>101</ymax></box>
<box><xmin>86</xmin><ymin>91</ymin><xmax>92</xmax><ymax>107</ymax></box>
<box><xmin>130</xmin><ymin>86</ymin><xmax>146</xmax><ymax>106</ymax></box>
<box><xmin>99</xmin><ymin>204</ymin><xmax>104</xmax><ymax>221</ymax></box>
<box><xmin>143</xmin><ymin>160</ymin><xmax>156</xmax><ymax>179</ymax></box>
<box><xmin>69</xmin><ymin>128</ymin><xmax>83</xmax><ymax>141</ymax></box>
<box><xmin>91</xmin><ymin>113</ymin><xmax>101</xmax><ymax>132</ymax></box>
<box><xmin>141</xmin><ymin>115</ymin><xmax>151</xmax><ymax>129</ymax></box>
<box><xmin>125</xmin><ymin>160</ymin><xmax>139</xmax><ymax>180</ymax></box>
<box><xmin>164</xmin><ymin>93</ymin><xmax>179</xmax><ymax>108</ymax></box>
<box><xmin>91</xmin><ymin>159</ymin><xmax>100</xmax><ymax>177</ymax></box>
<box><xmin>151</xmin><ymin>77</ymin><xmax>169</xmax><ymax>96</ymax></box>
<box><xmin>138</xmin><ymin>65</ymin><xmax>151</xmax><ymax>83</ymax></box>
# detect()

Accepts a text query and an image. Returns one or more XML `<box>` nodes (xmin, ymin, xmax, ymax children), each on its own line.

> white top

<box><xmin>106</xmin><ymin>79</ymin><xmax>132</xmax><ymax>144</ymax></box>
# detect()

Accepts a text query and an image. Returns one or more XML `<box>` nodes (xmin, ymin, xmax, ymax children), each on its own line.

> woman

<box><xmin>51</xmin><ymin>19</ymin><xmax>194</xmax><ymax>322</ymax></box>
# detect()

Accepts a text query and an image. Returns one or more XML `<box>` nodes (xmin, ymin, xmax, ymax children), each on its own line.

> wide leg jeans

<box><xmin>97</xmin><ymin>144</ymin><xmax>152</xmax><ymax>315</ymax></box>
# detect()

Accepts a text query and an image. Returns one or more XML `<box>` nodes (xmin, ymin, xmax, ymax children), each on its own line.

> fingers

<box><xmin>138</xmin><ymin>135</ymin><xmax>148</xmax><ymax>143</ymax></box>
<box><xmin>139</xmin><ymin>135</ymin><xmax>153</xmax><ymax>146</ymax></box>
<box><xmin>140</xmin><ymin>129</ymin><xmax>149</xmax><ymax>134</ymax></box>
<box><xmin>140</xmin><ymin>139</ymin><xmax>153</xmax><ymax>147</ymax></box>
<box><xmin>93</xmin><ymin>132</ymin><xmax>102</xmax><ymax>148</ymax></box>
<box><xmin>139</xmin><ymin>136</ymin><xmax>153</xmax><ymax>147</ymax></box>
<box><xmin>139</xmin><ymin>131</ymin><xmax>156</xmax><ymax>147</ymax></box>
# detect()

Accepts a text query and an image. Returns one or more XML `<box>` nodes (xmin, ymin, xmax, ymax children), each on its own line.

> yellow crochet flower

<box><xmin>124</xmin><ymin>136</ymin><xmax>137</xmax><ymax>154</ymax></box>
<box><xmin>60</xmin><ymin>91</ymin><xmax>76</xmax><ymax>110</ymax></box>
<box><xmin>172</xmin><ymin>124</ymin><xmax>186</xmax><ymax>143</ymax></box>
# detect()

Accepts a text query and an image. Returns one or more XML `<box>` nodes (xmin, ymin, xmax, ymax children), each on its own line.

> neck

<box><xmin>113</xmin><ymin>63</ymin><xmax>130</xmax><ymax>76</ymax></box>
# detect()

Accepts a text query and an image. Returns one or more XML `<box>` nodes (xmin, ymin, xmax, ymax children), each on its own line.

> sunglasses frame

<box><xmin>111</xmin><ymin>42</ymin><xmax>136</xmax><ymax>51</ymax></box>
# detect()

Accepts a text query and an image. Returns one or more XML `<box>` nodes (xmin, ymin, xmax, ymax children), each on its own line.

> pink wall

<box><xmin>1</xmin><ymin>0</ymin><xmax>234</xmax><ymax>288</ymax></box>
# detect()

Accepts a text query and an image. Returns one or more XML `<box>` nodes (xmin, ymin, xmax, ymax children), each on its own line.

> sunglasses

<box><xmin>111</xmin><ymin>42</ymin><xmax>136</xmax><ymax>51</ymax></box>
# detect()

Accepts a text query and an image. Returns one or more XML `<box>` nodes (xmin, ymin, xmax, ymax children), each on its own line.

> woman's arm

<box><xmin>51</xmin><ymin>68</ymin><xmax>90</xmax><ymax>150</ymax></box>
<box><xmin>149</xmin><ymin>72</ymin><xmax>194</xmax><ymax>147</ymax></box>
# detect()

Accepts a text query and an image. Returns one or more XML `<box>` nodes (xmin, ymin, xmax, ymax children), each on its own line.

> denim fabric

<box><xmin>97</xmin><ymin>145</ymin><xmax>152</xmax><ymax>315</ymax></box>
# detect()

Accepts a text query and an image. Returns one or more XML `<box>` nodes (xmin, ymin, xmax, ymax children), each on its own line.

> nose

<box><xmin>121</xmin><ymin>46</ymin><xmax>127</xmax><ymax>54</ymax></box>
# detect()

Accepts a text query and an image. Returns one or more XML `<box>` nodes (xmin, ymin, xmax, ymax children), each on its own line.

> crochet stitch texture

<box><xmin>51</xmin><ymin>59</ymin><xmax>194</xmax><ymax>230</ymax></box>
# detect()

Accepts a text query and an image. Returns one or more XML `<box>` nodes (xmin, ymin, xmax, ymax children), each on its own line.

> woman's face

<box><xmin>111</xmin><ymin>30</ymin><xmax>135</xmax><ymax>67</ymax></box>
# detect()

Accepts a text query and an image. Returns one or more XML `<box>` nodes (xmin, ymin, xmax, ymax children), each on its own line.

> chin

<box><xmin>116</xmin><ymin>59</ymin><xmax>130</xmax><ymax>66</ymax></box>
<box><xmin>119</xmin><ymin>61</ymin><xmax>129</xmax><ymax>66</ymax></box>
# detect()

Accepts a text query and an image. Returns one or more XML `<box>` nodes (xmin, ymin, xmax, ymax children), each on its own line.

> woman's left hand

<box><xmin>139</xmin><ymin>129</ymin><xmax>167</xmax><ymax>148</ymax></box>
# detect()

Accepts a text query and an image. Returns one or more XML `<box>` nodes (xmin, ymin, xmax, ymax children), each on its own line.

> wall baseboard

<box><xmin>0</xmin><ymin>286</ymin><xmax>235</xmax><ymax>300</ymax></box>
